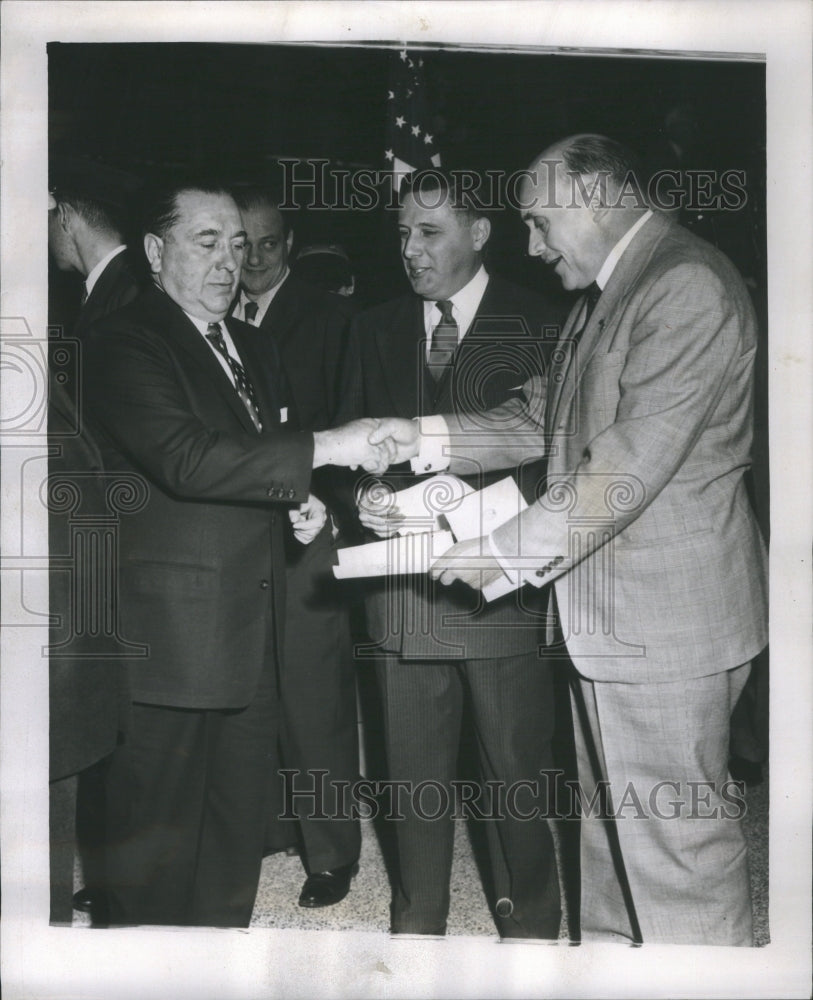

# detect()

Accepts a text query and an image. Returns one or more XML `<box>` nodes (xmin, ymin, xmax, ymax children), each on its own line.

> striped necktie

<box><xmin>206</xmin><ymin>323</ymin><xmax>263</xmax><ymax>432</ymax></box>
<box><xmin>428</xmin><ymin>299</ymin><xmax>458</xmax><ymax>381</ymax></box>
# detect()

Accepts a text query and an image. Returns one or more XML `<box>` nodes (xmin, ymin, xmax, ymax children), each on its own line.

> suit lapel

<box><xmin>375</xmin><ymin>296</ymin><xmax>430</xmax><ymax>417</ymax></box>
<box><xmin>145</xmin><ymin>288</ymin><xmax>258</xmax><ymax>434</ymax></box>
<box><xmin>549</xmin><ymin>212</ymin><xmax>671</xmax><ymax>433</ymax></box>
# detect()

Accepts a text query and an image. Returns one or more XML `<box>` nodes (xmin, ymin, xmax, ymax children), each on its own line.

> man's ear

<box><xmin>57</xmin><ymin>202</ymin><xmax>72</xmax><ymax>231</ymax></box>
<box><xmin>471</xmin><ymin>216</ymin><xmax>491</xmax><ymax>252</ymax></box>
<box><xmin>143</xmin><ymin>233</ymin><xmax>163</xmax><ymax>275</ymax></box>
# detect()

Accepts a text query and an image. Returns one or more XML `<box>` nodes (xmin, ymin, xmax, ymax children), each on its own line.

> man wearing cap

<box><xmin>230</xmin><ymin>187</ymin><xmax>362</xmax><ymax>908</ymax></box>
<box><xmin>48</xmin><ymin>156</ymin><xmax>145</xmax><ymax>340</ymax></box>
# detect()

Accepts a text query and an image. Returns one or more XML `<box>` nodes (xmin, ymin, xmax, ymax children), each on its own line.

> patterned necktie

<box><xmin>571</xmin><ymin>282</ymin><xmax>602</xmax><ymax>346</ymax></box>
<box><xmin>428</xmin><ymin>299</ymin><xmax>458</xmax><ymax>381</ymax></box>
<box><xmin>206</xmin><ymin>322</ymin><xmax>263</xmax><ymax>432</ymax></box>
<box><xmin>80</xmin><ymin>285</ymin><xmax>89</xmax><ymax>307</ymax></box>
<box><xmin>243</xmin><ymin>300</ymin><xmax>259</xmax><ymax>325</ymax></box>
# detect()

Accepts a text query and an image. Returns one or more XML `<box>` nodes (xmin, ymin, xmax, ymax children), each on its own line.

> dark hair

<box><xmin>231</xmin><ymin>186</ymin><xmax>292</xmax><ymax>238</ymax></box>
<box><xmin>398</xmin><ymin>168</ymin><xmax>488</xmax><ymax>221</ymax></box>
<box><xmin>559</xmin><ymin>135</ymin><xmax>645</xmax><ymax>204</ymax></box>
<box><xmin>141</xmin><ymin>179</ymin><xmax>234</xmax><ymax>240</ymax></box>
<box><xmin>52</xmin><ymin>191</ymin><xmax>124</xmax><ymax>236</ymax></box>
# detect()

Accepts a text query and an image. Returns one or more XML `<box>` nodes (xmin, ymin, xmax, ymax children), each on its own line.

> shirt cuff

<box><xmin>409</xmin><ymin>415</ymin><xmax>451</xmax><ymax>474</ymax></box>
<box><xmin>487</xmin><ymin>527</ymin><xmax>549</xmax><ymax>589</ymax></box>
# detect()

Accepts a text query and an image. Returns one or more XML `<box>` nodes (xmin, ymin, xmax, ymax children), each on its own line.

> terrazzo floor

<box><xmin>248</xmin><ymin>772</ymin><xmax>769</xmax><ymax>944</ymax></box>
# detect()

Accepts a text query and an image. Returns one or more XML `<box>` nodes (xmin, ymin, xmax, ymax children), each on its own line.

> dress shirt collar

<box><xmin>182</xmin><ymin>310</ymin><xmax>241</xmax><ymax>360</ymax></box>
<box><xmin>595</xmin><ymin>209</ymin><xmax>653</xmax><ymax>290</ymax></box>
<box><xmin>238</xmin><ymin>267</ymin><xmax>290</xmax><ymax>325</ymax></box>
<box><xmin>84</xmin><ymin>244</ymin><xmax>127</xmax><ymax>298</ymax></box>
<box><xmin>422</xmin><ymin>264</ymin><xmax>489</xmax><ymax>341</ymax></box>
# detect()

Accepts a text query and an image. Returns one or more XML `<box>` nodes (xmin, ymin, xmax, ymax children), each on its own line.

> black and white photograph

<box><xmin>1</xmin><ymin>3</ymin><xmax>810</xmax><ymax>999</ymax></box>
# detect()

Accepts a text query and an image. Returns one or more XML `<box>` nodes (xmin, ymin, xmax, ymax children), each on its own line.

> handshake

<box><xmin>312</xmin><ymin>417</ymin><xmax>423</xmax><ymax>476</ymax></box>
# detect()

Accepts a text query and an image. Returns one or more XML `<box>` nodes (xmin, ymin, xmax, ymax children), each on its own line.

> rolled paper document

<box><xmin>334</xmin><ymin>530</ymin><xmax>455</xmax><ymax>578</ymax></box>
<box><xmin>443</xmin><ymin>476</ymin><xmax>528</xmax><ymax>542</ymax></box>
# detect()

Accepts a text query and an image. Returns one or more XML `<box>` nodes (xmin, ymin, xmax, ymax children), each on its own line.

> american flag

<box><xmin>385</xmin><ymin>48</ymin><xmax>442</xmax><ymax>191</ymax></box>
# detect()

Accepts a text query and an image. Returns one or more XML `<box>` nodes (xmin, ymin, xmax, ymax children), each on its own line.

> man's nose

<box><xmin>245</xmin><ymin>242</ymin><xmax>261</xmax><ymax>266</ymax></box>
<box><xmin>218</xmin><ymin>245</ymin><xmax>241</xmax><ymax>271</ymax></box>
<box><xmin>402</xmin><ymin>233</ymin><xmax>421</xmax><ymax>258</ymax></box>
<box><xmin>527</xmin><ymin>229</ymin><xmax>546</xmax><ymax>257</ymax></box>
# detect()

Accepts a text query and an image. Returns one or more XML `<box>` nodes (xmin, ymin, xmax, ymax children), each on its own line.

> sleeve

<box><xmin>85</xmin><ymin>323</ymin><xmax>314</xmax><ymax>504</ymax></box>
<box><xmin>491</xmin><ymin>261</ymin><xmax>753</xmax><ymax>585</ymax></box>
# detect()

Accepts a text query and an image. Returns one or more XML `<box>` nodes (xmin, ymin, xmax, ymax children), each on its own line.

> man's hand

<box><xmin>289</xmin><ymin>493</ymin><xmax>327</xmax><ymax>544</ymax></box>
<box><xmin>312</xmin><ymin>419</ymin><xmax>395</xmax><ymax>474</ymax></box>
<box><xmin>356</xmin><ymin>481</ymin><xmax>404</xmax><ymax>538</ymax></box>
<box><xmin>429</xmin><ymin>537</ymin><xmax>505</xmax><ymax>590</ymax></box>
<box><xmin>368</xmin><ymin>417</ymin><xmax>421</xmax><ymax>465</ymax></box>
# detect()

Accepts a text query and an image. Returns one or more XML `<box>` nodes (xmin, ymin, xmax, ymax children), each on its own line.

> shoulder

<box><xmin>351</xmin><ymin>292</ymin><xmax>416</xmax><ymax>331</ymax></box>
<box><xmin>482</xmin><ymin>272</ymin><xmax>565</xmax><ymax>326</ymax></box>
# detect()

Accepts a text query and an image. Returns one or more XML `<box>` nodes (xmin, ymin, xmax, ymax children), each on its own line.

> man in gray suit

<box><xmin>372</xmin><ymin>136</ymin><xmax>768</xmax><ymax>945</ymax></box>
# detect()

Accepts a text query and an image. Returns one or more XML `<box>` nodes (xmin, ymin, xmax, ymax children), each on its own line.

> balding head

<box><xmin>518</xmin><ymin>134</ymin><xmax>648</xmax><ymax>289</ymax></box>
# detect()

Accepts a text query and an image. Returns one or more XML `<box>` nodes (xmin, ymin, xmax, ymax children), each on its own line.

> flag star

<box><xmin>395</xmin><ymin>115</ymin><xmax>406</xmax><ymax>128</ymax></box>
<box><xmin>424</xmin><ymin>133</ymin><xmax>433</xmax><ymax>145</ymax></box>
<box><xmin>388</xmin><ymin>90</ymin><xmax>394</xmax><ymax>100</ymax></box>
<box><xmin>408</xmin><ymin>59</ymin><xmax>414</xmax><ymax>69</ymax></box>
<box><xmin>385</xmin><ymin>149</ymin><xmax>394</xmax><ymax>161</ymax></box>
<box><xmin>406</xmin><ymin>88</ymin><xmax>413</xmax><ymax>98</ymax></box>
<box><xmin>400</xmin><ymin>49</ymin><xmax>408</xmax><ymax>61</ymax></box>
<box><xmin>411</xmin><ymin>124</ymin><xmax>421</xmax><ymax>137</ymax></box>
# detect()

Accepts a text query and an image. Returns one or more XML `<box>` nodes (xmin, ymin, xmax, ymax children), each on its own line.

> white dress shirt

<box><xmin>233</xmin><ymin>267</ymin><xmax>290</xmax><ymax>326</ymax></box>
<box><xmin>421</xmin><ymin>265</ymin><xmax>489</xmax><ymax>358</ymax></box>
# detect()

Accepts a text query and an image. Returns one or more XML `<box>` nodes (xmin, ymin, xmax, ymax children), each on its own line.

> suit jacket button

<box><xmin>259</xmin><ymin>579</ymin><xmax>270</xmax><ymax>589</ymax></box>
<box><xmin>554</xmin><ymin>555</ymin><xmax>564</xmax><ymax>565</ymax></box>
<box><xmin>495</xmin><ymin>897</ymin><xmax>513</xmax><ymax>918</ymax></box>
<box><xmin>535</xmin><ymin>569</ymin><xmax>546</xmax><ymax>578</ymax></box>
<box><xmin>266</xmin><ymin>487</ymin><xmax>276</xmax><ymax>497</ymax></box>
<box><xmin>286</xmin><ymin>488</ymin><xmax>296</xmax><ymax>499</ymax></box>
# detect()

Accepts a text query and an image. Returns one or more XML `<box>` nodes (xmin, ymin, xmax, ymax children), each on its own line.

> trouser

<box><xmin>104</xmin><ymin>657</ymin><xmax>278</xmax><ymax>927</ymax></box>
<box><xmin>266</xmin><ymin>526</ymin><xmax>361</xmax><ymax>872</ymax></box>
<box><xmin>569</xmin><ymin>661</ymin><xmax>753</xmax><ymax>945</ymax></box>
<box><xmin>375</xmin><ymin>650</ymin><xmax>561</xmax><ymax>938</ymax></box>
<box><xmin>49</xmin><ymin>773</ymin><xmax>79</xmax><ymax>924</ymax></box>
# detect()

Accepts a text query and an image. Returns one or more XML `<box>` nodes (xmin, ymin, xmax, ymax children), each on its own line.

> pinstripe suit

<box><xmin>442</xmin><ymin>212</ymin><xmax>768</xmax><ymax>944</ymax></box>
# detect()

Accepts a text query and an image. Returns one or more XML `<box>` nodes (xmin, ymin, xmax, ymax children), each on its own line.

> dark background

<box><xmin>49</xmin><ymin>42</ymin><xmax>766</xmax><ymax>308</ymax></box>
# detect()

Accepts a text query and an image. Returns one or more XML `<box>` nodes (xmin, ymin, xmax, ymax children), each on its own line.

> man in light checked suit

<box><xmin>370</xmin><ymin>135</ymin><xmax>768</xmax><ymax>945</ymax></box>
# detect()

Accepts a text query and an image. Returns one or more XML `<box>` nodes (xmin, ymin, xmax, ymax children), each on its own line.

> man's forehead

<box><xmin>243</xmin><ymin>203</ymin><xmax>284</xmax><ymax>233</ymax></box>
<box><xmin>174</xmin><ymin>190</ymin><xmax>241</xmax><ymax>228</ymax></box>
<box><xmin>398</xmin><ymin>193</ymin><xmax>463</xmax><ymax>226</ymax></box>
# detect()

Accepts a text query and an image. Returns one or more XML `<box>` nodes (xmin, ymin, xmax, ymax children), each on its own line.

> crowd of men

<box><xmin>47</xmin><ymin>135</ymin><xmax>767</xmax><ymax>945</ymax></box>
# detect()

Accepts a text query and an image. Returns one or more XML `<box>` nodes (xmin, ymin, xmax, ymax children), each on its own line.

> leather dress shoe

<box><xmin>72</xmin><ymin>887</ymin><xmax>110</xmax><ymax>922</ymax></box>
<box><xmin>298</xmin><ymin>862</ymin><xmax>358</xmax><ymax>908</ymax></box>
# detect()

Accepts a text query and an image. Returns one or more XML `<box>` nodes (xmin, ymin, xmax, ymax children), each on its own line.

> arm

<box><xmin>438</xmin><ymin>262</ymin><xmax>755</xmax><ymax>589</ymax></box>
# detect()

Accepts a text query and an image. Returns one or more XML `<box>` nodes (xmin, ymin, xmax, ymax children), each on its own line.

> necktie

<box><xmin>206</xmin><ymin>322</ymin><xmax>263</xmax><ymax>432</ymax></box>
<box><xmin>243</xmin><ymin>300</ymin><xmax>259</xmax><ymax>325</ymax></box>
<box><xmin>571</xmin><ymin>281</ymin><xmax>602</xmax><ymax>346</ymax></box>
<box><xmin>80</xmin><ymin>285</ymin><xmax>89</xmax><ymax>307</ymax></box>
<box><xmin>428</xmin><ymin>299</ymin><xmax>458</xmax><ymax>381</ymax></box>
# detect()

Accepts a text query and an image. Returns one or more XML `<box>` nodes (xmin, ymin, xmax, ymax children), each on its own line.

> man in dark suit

<box><xmin>47</xmin><ymin>373</ymin><xmax>128</xmax><ymax>925</ymax></box>
<box><xmin>48</xmin><ymin>156</ymin><xmax>144</xmax><ymax>341</ymax></box>
<box><xmin>83</xmin><ymin>179</ymin><xmax>389</xmax><ymax>927</ymax></box>
<box><xmin>48</xmin><ymin>159</ymin><xmax>147</xmax><ymax>922</ymax></box>
<box><xmin>341</xmin><ymin>169</ymin><xmax>564</xmax><ymax>938</ymax></box>
<box><xmin>230</xmin><ymin>188</ymin><xmax>361</xmax><ymax>907</ymax></box>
